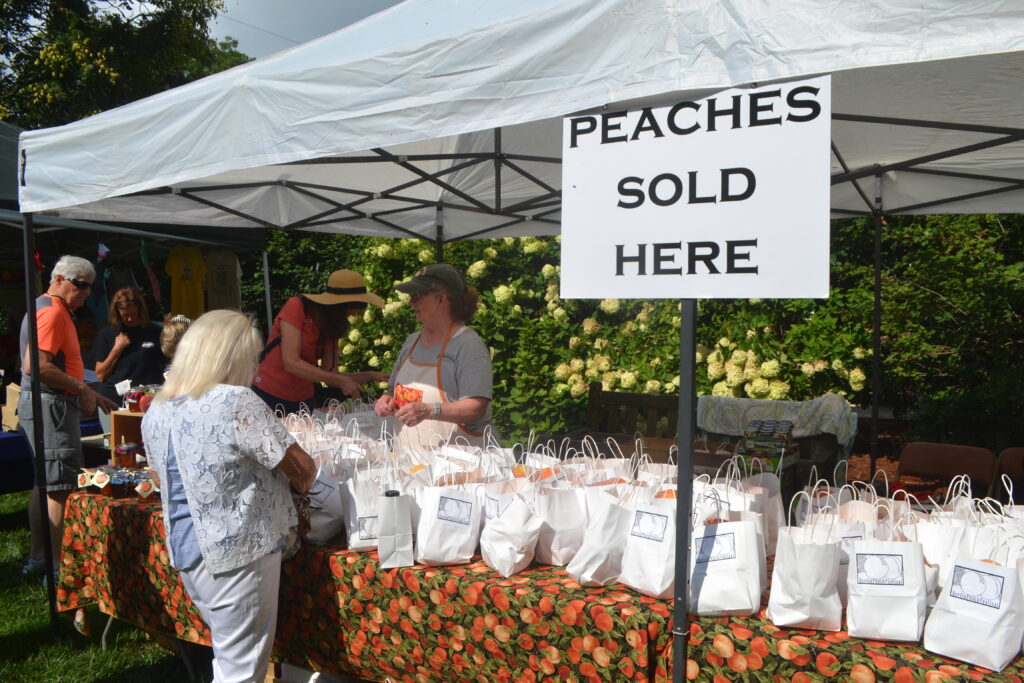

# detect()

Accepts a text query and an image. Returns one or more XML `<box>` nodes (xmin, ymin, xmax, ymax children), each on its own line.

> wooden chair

<box><xmin>993</xmin><ymin>447</ymin><xmax>1024</xmax><ymax>503</ymax></box>
<box><xmin>896</xmin><ymin>441</ymin><xmax>997</xmax><ymax>498</ymax></box>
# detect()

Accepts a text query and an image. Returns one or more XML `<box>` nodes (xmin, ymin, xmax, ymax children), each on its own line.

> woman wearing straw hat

<box><xmin>374</xmin><ymin>263</ymin><xmax>494</xmax><ymax>448</ymax></box>
<box><xmin>252</xmin><ymin>269</ymin><xmax>388</xmax><ymax>413</ymax></box>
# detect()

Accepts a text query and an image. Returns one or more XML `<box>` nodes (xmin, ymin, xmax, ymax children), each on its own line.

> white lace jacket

<box><xmin>142</xmin><ymin>384</ymin><xmax>297</xmax><ymax>574</ymax></box>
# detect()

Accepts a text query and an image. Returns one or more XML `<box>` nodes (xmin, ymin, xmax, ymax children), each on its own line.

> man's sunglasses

<box><xmin>68</xmin><ymin>278</ymin><xmax>92</xmax><ymax>291</ymax></box>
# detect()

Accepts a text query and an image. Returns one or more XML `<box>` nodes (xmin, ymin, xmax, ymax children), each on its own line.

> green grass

<box><xmin>0</xmin><ymin>491</ymin><xmax>196</xmax><ymax>682</ymax></box>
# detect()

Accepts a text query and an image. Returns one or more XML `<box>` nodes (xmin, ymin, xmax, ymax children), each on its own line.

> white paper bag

<box><xmin>339</xmin><ymin>475</ymin><xmax>381</xmax><ymax>551</ymax></box>
<box><xmin>566</xmin><ymin>500</ymin><xmax>633</xmax><ymax>587</ymax></box>
<box><xmin>619</xmin><ymin>500</ymin><xmax>676</xmax><ymax>599</ymax></box>
<box><xmin>534</xmin><ymin>486</ymin><xmax>586</xmax><ymax>565</ymax></box>
<box><xmin>479</xmin><ymin>496</ymin><xmax>542</xmax><ymax>577</ymax></box>
<box><xmin>304</xmin><ymin>476</ymin><xmax>347</xmax><ymax>546</ymax></box>
<box><xmin>766</xmin><ymin>524</ymin><xmax>842</xmax><ymax>631</ymax></box>
<box><xmin>377</xmin><ymin>491</ymin><xmax>414</xmax><ymax>569</ymax></box>
<box><xmin>744</xmin><ymin>470</ymin><xmax>785</xmax><ymax>555</ymax></box>
<box><xmin>924</xmin><ymin>558</ymin><xmax>1024</xmax><ymax>671</ymax></box>
<box><xmin>415</xmin><ymin>485</ymin><xmax>482</xmax><ymax>566</ymax></box>
<box><xmin>846</xmin><ymin>538</ymin><xmax>928</xmax><ymax>641</ymax></box>
<box><xmin>689</xmin><ymin>518</ymin><xmax>762</xmax><ymax>616</ymax></box>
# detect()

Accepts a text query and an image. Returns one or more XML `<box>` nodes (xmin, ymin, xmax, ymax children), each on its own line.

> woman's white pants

<box><xmin>180</xmin><ymin>551</ymin><xmax>282</xmax><ymax>683</ymax></box>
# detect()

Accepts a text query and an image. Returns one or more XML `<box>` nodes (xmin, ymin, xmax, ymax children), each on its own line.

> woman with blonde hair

<box><xmin>91</xmin><ymin>285</ymin><xmax>166</xmax><ymax>402</ymax></box>
<box><xmin>142</xmin><ymin>310</ymin><xmax>315</xmax><ymax>683</ymax></box>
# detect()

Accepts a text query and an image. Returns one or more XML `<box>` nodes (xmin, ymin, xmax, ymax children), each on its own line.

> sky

<box><xmin>209</xmin><ymin>0</ymin><xmax>403</xmax><ymax>60</ymax></box>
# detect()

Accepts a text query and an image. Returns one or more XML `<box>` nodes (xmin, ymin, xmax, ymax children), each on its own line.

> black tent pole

<box><xmin>869</xmin><ymin>177</ymin><xmax>883</xmax><ymax>477</ymax></box>
<box><xmin>434</xmin><ymin>206</ymin><xmax>444</xmax><ymax>263</ymax></box>
<box><xmin>672</xmin><ymin>298</ymin><xmax>697</xmax><ymax>682</ymax></box>
<box><xmin>22</xmin><ymin>212</ymin><xmax>61</xmax><ymax>635</ymax></box>
<box><xmin>261</xmin><ymin>250</ymin><xmax>273</xmax><ymax>331</ymax></box>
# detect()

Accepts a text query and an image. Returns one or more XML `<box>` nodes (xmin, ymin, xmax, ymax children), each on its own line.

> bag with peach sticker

<box><xmin>923</xmin><ymin>555</ymin><xmax>1024</xmax><ymax>671</ymax></box>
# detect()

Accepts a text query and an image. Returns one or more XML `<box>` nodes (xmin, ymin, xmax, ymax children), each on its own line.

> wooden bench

<box><xmin>581</xmin><ymin>381</ymin><xmax>681</xmax><ymax>438</ymax></box>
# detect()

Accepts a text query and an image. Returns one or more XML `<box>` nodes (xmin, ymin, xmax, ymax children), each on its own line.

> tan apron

<box><xmin>392</xmin><ymin>324</ymin><xmax>484</xmax><ymax>449</ymax></box>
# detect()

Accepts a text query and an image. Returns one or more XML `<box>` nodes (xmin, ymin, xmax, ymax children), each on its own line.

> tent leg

<box><xmin>672</xmin><ymin>299</ymin><xmax>697</xmax><ymax>682</ymax></box>
<box><xmin>262</xmin><ymin>250</ymin><xmax>273</xmax><ymax>332</ymax></box>
<box><xmin>434</xmin><ymin>206</ymin><xmax>444</xmax><ymax>263</ymax></box>
<box><xmin>869</xmin><ymin>179</ymin><xmax>883</xmax><ymax>476</ymax></box>
<box><xmin>22</xmin><ymin>212</ymin><xmax>60</xmax><ymax>636</ymax></box>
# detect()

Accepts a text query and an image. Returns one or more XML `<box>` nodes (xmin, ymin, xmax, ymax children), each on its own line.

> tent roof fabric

<box><xmin>16</xmin><ymin>0</ymin><xmax>1024</xmax><ymax>241</ymax></box>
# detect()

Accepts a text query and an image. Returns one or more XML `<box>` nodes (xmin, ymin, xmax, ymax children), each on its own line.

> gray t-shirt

<box><xmin>389</xmin><ymin>326</ymin><xmax>493</xmax><ymax>434</ymax></box>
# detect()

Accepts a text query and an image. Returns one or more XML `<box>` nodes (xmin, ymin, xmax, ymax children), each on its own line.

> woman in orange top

<box><xmin>252</xmin><ymin>270</ymin><xmax>387</xmax><ymax>413</ymax></box>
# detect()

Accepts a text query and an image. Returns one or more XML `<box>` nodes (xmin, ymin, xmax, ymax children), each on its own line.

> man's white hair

<box><xmin>50</xmin><ymin>255</ymin><xmax>95</xmax><ymax>284</ymax></box>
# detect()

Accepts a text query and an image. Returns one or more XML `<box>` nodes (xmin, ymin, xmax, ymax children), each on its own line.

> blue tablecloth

<box><xmin>0</xmin><ymin>419</ymin><xmax>104</xmax><ymax>494</ymax></box>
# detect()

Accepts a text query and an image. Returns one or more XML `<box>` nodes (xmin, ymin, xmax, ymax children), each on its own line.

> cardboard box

<box><xmin>2</xmin><ymin>383</ymin><xmax>20</xmax><ymax>431</ymax></box>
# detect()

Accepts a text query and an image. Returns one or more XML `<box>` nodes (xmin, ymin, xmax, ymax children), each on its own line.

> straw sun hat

<box><xmin>301</xmin><ymin>269</ymin><xmax>385</xmax><ymax>307</ymax></box>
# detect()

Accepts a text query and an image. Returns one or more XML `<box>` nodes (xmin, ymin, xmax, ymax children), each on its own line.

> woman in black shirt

<box><xmin>92</xmin><ymin>285</ymin><xmax>166</xmax><ymax>403</ymax></box>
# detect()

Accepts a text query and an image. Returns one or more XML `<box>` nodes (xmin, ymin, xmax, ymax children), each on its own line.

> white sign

<box><xmin>560</xmin><ymin>76</ymin><xmax>831</xmax><ymax>299</ymax></box>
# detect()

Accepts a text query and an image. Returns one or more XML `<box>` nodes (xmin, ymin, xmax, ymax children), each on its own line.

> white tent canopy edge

<box><xmin>16</xmin><ymin>0</ymin><xmax>1024</xmax><ymax>242</ymax></box>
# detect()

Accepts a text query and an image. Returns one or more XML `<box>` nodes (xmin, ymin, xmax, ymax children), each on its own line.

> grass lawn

<box><xmin>0</xmin><ymin>490</ymin><xmax>195</xmax><ymax>682</ymax></box>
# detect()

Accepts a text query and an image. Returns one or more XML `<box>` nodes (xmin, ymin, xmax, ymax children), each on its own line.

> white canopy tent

<box><xmin>18</xmin><ymin>0</ymin><xmax>1024</xmax><ymax>236</ymax></box>
<box><xmin>15</xmin><ymin>0</ymin><xmax>1024</xmax><ymax>673</ymax></box>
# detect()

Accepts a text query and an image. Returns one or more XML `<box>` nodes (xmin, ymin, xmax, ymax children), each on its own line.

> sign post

<box><xmin>560</xmin><ymin>76</ymin><xmax>831</xmax><ymax>681</ymax></box>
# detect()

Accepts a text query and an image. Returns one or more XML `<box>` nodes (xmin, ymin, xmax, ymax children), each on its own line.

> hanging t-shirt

<box><xmin>165</xmin><ymin>245</ymin><xmax>207</xmax><ymax>320</ymax></box>
<box><xmin>204</xmin><ymin>249</ymin><xmax>242</xmax><ymax>310</ymax></box>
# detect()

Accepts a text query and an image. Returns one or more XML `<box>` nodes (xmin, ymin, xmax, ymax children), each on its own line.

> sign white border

<box><xmin>560</xmin><ymin>76</ymin><xmax>831</xmax><ymax>299</ymax></box>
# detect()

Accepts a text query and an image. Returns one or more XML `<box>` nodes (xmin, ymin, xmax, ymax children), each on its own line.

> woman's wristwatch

<box><xmin>432</xmin><ymin>402</ymin><xmax>442</xmax><ymax>419</ymax></box>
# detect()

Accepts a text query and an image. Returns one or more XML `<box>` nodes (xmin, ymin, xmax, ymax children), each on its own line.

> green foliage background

<box><xmin>240</xmin><ymin>214</ymin><xmax>1024</xmax><ymax>452</ymax></box>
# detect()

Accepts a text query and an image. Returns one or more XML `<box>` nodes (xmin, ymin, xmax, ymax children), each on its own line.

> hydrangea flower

<box><xmin>418</xmin><ymin>249</ymin><xmax>434</xmax><ymax>263</ymax></box>
<box><xmin>382</xmin><ymin>301</ymin><xmax>404</xmax><ymax>318</ymax></box>
<box><xmin>348</xmin><ymin>329</ymin><xmax>361</xmax><ymax>342</ymax></box>
<box><xmin>599</xmin><ymin>298</ymin><xmax>621</xmax><ymax>314</ymax></box>
<box><xmin>568</xmin><ymin>336</ymin><xmax>580</xmax><ymax>349</ymax></box>
<box><xmin>467</xmin><ymin>260</ymin><xmax>487</xmax><ymax>278</ymax></box>
<box><xmin>746</xmin><ymin>377</ymin><xmax>770</xmax><ymax>398</ymax></box>
<box><xmin>570</xmin><ymin>381</ymin><xmax>588</xmax><ymax>398</ymax></box>
<box><xmin>849</xmin><ymin>367</ymin><xmax>867</xmax><ymax>391</ymax></box>
<box><xmin>569</xmin><ymin>358</ymin><xmax>584</xmax><ymax>373</ymax></box>
<box><xmin>712</xmin><ymin>380</ymin><xmax>732</xmax><ymax>397</ymax></box>
<box><xmin>541</xmin><ymin>264</ymin><xmax>556</xmax><ymax>278</ymax></box>
<box><xmin>582</xmin><ymin>318</ymin><xmax>600</xmax><ymax>335</ymax></box>
<box><xmin>601</xmin><ymin>372</ymin><xmax>618</xmax><ymax>390</ymax></box>
<box><xmin>768</xmin><ymin>380</ymin><xmax>790</xmax><ymax>400</ymax></box>
<box><xmin>493</xmin><ymin>285</ymin><xmax>513</xmax><ymax>304</ymax></box>
<box><xmin>375</xmin><ymin>243</ymin><xmax>393</xmax><ymax>258</ymax></box>
<box><xmin>619</xmin><ymin>371</ymin><xmax>637</xmax><ymax>389</ymax></box>
<box><xmin>484</xmin><ymin>247</ymin><xmax>498</xmax><ymax>259</ymax></box>
<box><xmin>645</xmin><ymin>379</ymin><xmax>662</xmax><ymax>393</ymax></box>
<box><xmin>363</xmin><ymin>308</ymin><xmax>376</xmax><ymax>324</ymax></box>
<box><xmin>554</xmin><ymin>363</ymin><xmax>571</xmax><ymax>381</ymax></box>
<box><xmin>551</xmin><ymin>307</ymin><xmax>567</xmax><ymax>320</ymax></box>
<box><xmin>707</xmin><ymin>360</ymin><xmax>726</xmax><ymax>380</ymax></box>
<box><xmin>368</xmin><ymin>356</ymin><xmax>380</xmax><ymax>368</ymax></box>
<box><xmin>342</xmin><ymin>344</ymin><xmax>356</xmax><ymax>356</ymax></box>
<box><xmin>760</xmin><ymin>359</ymin><xmax>781</xmax><ymax>379</ymax></box>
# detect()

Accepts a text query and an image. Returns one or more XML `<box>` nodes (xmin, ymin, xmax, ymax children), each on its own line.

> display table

<box><xmin>58</xmin><ymin>492</ymin><xmax>1024</xmax><ymax>682</ymax></box>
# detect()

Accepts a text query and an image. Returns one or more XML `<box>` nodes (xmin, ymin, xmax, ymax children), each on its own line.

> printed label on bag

<box><xmin>855</xmin><ymin>553</ymin><xmax>905</xmax><ymax>585</ymax></box>
<box><xmin>949</xmin><ymin>565</ymin><xmax>1004</xmax><ymax>609</ymax></box>
<box><xmin>438</xmin><ymin>496</ymin><xmax>473</xmax><ymax>525</ymax></box>
<box><xmin>358</xmin><ymin>515</ymin><xmax>378</xmax><ymax>540</ymax></box>
<box><xmin>630</xmin><ymin>510</ymin><xmax>669</xmax><ymax>542</ymax></box>
<box><xmin>695</xmin><ymin>532</ymin><xmax>736</xmax><ymax>563</ymax></box>
<box><xmin>485</xmin><ymin>494</ymin><xmax>513</xmax><ymax>520</ymax></box>
<box><xmin>839</xmin><ymin>534</ymin><xmax>862</xmax><ymax>566</ymax></box>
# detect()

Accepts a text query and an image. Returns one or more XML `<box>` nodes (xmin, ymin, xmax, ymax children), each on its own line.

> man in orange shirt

<box><xmin>19</xmin><ymin>255</ymin><xmax>118</xmax><ymax>576</ymax></box>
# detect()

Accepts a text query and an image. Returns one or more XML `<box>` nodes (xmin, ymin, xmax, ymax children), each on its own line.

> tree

<box><xmin>0</xmin><ymin>0</ymin><xmax>249</xmax><ymax>129</ymax></box>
